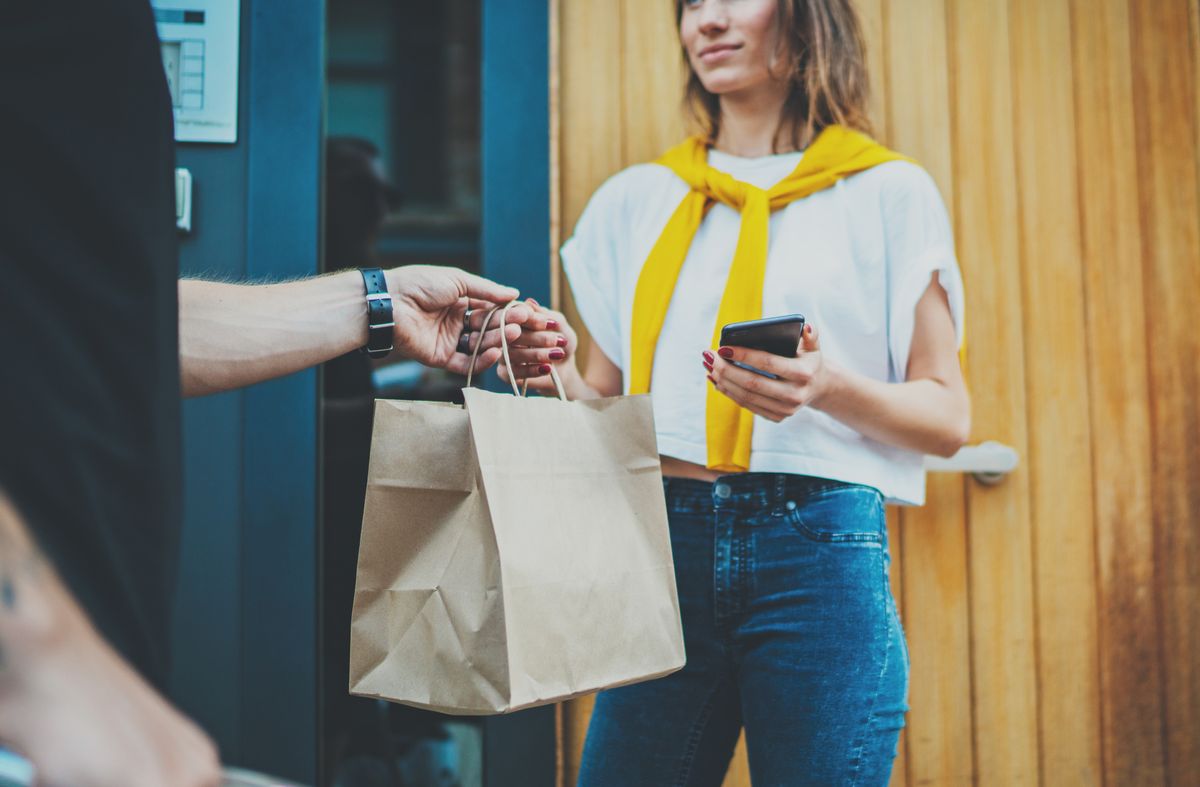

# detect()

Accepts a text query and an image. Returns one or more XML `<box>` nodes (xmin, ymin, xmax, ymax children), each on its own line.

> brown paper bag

<box><xmin>348</xmin><ymin>312</ymin><xmax>685</xmax><ymax>714</ymax></box>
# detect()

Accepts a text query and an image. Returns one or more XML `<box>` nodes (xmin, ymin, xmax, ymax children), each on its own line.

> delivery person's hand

<box><xmin>385</xmin><ymin>265</ymin><xmax>533</xmax><ymax>375</ymax></box>
<box><xmin>0</xmin><ymin>497</ymin><xmax>221</xmax><ymax>787</ymax></box>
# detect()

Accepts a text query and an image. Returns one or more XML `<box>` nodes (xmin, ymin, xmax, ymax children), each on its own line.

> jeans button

<box><xmin>785</xmin><ymin>500</ymin><xmax>797</xmax><ymax>511</ymax></box>
<box><xmin>714</xmin><ymin>483</ymin><xmax>732</xmax><ymax>499</ymax></box>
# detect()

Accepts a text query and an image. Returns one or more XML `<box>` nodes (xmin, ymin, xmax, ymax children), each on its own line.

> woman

<box><xmin>505</xmin><ymin>0</ymin><xmax>968</xmax><ymax>783</ymax></box>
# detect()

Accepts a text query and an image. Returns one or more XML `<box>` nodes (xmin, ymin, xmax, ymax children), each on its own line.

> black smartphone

<box><xmin>718</xmin><ymin>314</ymin><xmax>806</xmax><ymax>378</ymax></box>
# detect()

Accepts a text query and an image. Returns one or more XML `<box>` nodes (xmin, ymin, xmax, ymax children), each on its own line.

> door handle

<box><xmin>925</xmin><ymin>440</ymin><xmax>1019</xmax><ymax>485</ymax></box>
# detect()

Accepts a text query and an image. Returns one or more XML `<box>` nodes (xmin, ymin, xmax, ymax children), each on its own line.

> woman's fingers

<box><xmin>799</xmin><ymin>322</ymin><xmax>820</xmax><ymax>353</ymax></box>
<box><xmin>702</xmin><ymin>350</ymin><xmax>813</xmax><ymax>420</ymax></box>
<box><xmin>498</xmin><ymin>362</ymin><xmax>559</xmax><ymax>393</ymax></box>
<box><xmin>505</xmin><ymin>345</ymin><xmax>567</xmax><ymax>367</ymax></box>
<box><xmin>706</xmin><ymin>372</ymin><xmax>795</xmax><ymax>421</ymax></box>
<box><xmin>707</xmin><ymin>352</ymin><xmax>804</xmax><ymax>403</ymax></box>
<box><xmin>514</xmin><ymin>330</ymin><xmax>569</xmax><ymax>350</ymax></box>
<box><xmin>712</xmin><ymin>345</ymin><xmax>795</xmax><ymax>379</ymax></box>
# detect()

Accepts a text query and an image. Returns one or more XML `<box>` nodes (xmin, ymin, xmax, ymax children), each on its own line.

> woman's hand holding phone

<box><xmin>702</xmin><ymin>322</ymin><xmax>829</xmax><ymax>422</ymax></box>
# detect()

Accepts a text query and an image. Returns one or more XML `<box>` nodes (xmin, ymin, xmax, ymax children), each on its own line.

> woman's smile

<box><xmin>697</xmin><ymin>42</ymin><xmax>743</xmax><ymax>64</ymax></box>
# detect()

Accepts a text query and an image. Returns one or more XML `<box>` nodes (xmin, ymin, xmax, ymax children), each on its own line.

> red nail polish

<box><xmin>718</xmin><ymin>347</ymin><xmax>734</xmax><ymax>359</ymax></box>
<box><xmin>530</xmin><ymin>298</ymin><xmax>541</xmax><ymax>307</ymax></box>
<box><xmin>556</xmin><ymin>336</ymin><xmax>568</xmax><ymax>348</ymax></box>
<box><xmin>546</xmin><ymin>320</ymin><xmax>560</xmax><ymax>330</ymax></box>
<box><xmin>703</xmin><ymin>361</ymin><xmax>713</xmax><ymax>372</ymax></box>
<box><xmin>702</xmin><ymin>350</ymin><xmax>715</xmax><ymax>364</ymax></box>
<box><xmin>549</xmin><ymin>349</ymin><xmax>566</xmax><ymax>360</ymax></box>
<box><xmin>707</xmin><ymin>374</ymin><xmax>716</xmax><ymax>384</ymax></box>
<box><xmin>539</xmin><ymin>364</ymin><xmax>552</xmax><ymax>375</ymax></box>
<box><xmin>805</xmin><ymin>324</ymin><xmax>813</xmax><ymax>335</ymax></box>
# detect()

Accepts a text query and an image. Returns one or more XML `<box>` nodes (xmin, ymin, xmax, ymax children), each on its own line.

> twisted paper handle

<box><xmin>465</xmin><ymin>302</ymin><xmax>567</xmax><ymax>401</ymax></box>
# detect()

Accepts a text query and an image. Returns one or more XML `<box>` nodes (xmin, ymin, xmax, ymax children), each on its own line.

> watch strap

<box><xmin>360</xmin><ymin>268</ymin><xmax>394</xmax><ymax>359</ymax></box>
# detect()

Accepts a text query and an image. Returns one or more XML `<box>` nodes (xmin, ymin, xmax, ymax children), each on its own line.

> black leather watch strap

<box><xmin>359</xmin><ymin>267</ymin><xmax>394</xmax><ymax>359</ymax></box>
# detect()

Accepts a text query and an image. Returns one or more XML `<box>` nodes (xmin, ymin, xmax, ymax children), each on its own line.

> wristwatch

<box><xmin>359</xmin><ymin>267</ymin><xmax>394</xmax><ymax>359</ymax></box>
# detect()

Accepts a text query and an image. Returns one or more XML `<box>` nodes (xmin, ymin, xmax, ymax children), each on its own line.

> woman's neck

<box><xmin>713</xmin><ymin>82</ymin><xmax>796</xmax><ymax>158</ymax></box>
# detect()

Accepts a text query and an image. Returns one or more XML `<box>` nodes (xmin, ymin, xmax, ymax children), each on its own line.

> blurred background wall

<box><xmin>551</xmin><ymin>1</ymin><xmax>1200</xmax><ymax>785</ymax></box>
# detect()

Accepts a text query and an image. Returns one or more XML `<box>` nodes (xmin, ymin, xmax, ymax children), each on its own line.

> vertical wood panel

<box><xmin>886</xmin><ymin>2</ymin><xmax>973</xmax><ymax>786</ymax></box>
<box><xmin>1068</xmin><ymin>0</ymin><xmax>1166</xmax><ymax>782</ymax></box>
<box><xmin>946</xmin><ymin>0</ymin><xmax>1040</xmax><ymax>783</ymax></box>
<box><xmin>886</xmin><ymin>0</ymin><xmax>954</xmax><ymax>198</ymax></box>
<box><xmin>1006</xmin><ymin>0</ymin><xmax>1103</xmax><ymax>783</ymax></box>
<box><xmin>858</xmin><ymin>0</ymin><xmax>890</xmax><ymax>143</ymax></box>
<box><xmin>1194</xmin><ymin>0</ymin><xmax>1200</xmax><ymax>194</ymax></box>
<box><xmin>1129</xmin><ymin>0</ymin><xmax>1200</xmax><ymax>783</ymax></box>
<box><xmin>558</xmin><ymin>1</ymin><xmax>623</xmax><ymax>237</ymax></box>
<box><xmin>620</xmin><ymin>0</ymin><xmax>687</xmax><ymax>165</ymax></box>
<box><xmin>899</xmin><ymin>477</ymin><xmax>973</xmax><ymax>786</ymax></box>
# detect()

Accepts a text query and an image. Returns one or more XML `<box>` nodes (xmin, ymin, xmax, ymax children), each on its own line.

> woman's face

<box><xmin>679</xmin><ymin>0</ymin><xmax>785</xmax><ymax>97</ymax></box>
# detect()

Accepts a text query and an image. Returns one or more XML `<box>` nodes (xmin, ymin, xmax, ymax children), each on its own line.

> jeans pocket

<box><xmin>786</xmin><ymin>485</ymin><xmax>885</xmax><ymax>544</ymax></box>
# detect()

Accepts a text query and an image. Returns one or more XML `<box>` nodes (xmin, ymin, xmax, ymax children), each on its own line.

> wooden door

<box><xmin>551</xmin><ymin>1</ymin><xmax>1200</xmax><ymax>784</ymax></box>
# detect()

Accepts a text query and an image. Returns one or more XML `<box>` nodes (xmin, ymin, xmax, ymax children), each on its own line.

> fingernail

<box><xmin>530</xmin><ymin>298</ymin><xmax>541</xmax><ymax>307</ymax></box>
<box><xmin>546</xmin><ymin>320</ymin><xmax>560</xmax><ymax>330</ymax></box>
<box><xmin>718</xmin><ymin>347</ymin><xmax>734</xmax><ymax>359</ymax></box>
<box><xmin>703</xmin><ymin>361</ymin><xmax>713</xmax><ymax>372</ymax></box>
<box><xmin>539</xmin><ymin>364</ymin><xmax>552</xmax><ymax>375</ymax></box>
<box><xmin>707</xmin><ymin>374</ymin><xmax>716</xmax><ymax>385</ymax></box>
<box><xmin>805</xmin><ymin>325</ymin><xmax>813</xmax><ymax>335</ymax></box>
<box><xmin>702</xmin><ymin>350</ymin><xmax>715</xmax><ymax>364</ymax></box>
<box><xmin>556</xmin><ymin>335</ymin><xmax>568</xmax><ymax>348</ymax></box>
<box><xmin>549</xmin><ymin>349</ymin><xmax>566</xmax><ymax>360</ymax></box>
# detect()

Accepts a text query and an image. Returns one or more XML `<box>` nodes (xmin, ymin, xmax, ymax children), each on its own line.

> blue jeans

<box><xmin>579</xmin><ymin>474</ymin><xmax>908</xmax><ymax>787</ymax></box>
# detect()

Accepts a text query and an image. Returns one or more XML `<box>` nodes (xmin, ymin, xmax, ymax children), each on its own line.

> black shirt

<box><xmin>0</xmin><ymin>1</ymin><xmax>181</xmax><ymax>687</ymax></box>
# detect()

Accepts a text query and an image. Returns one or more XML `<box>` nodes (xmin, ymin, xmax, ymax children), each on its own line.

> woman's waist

<box><xmin>660</xmin><ymin>455</ymin><xmax>721</xmax><ymax>483</ymax></box>
<box><xmin>661</xmin><ymin>470</ymin><xmax>879</xmax><ymax>514</ymax></box>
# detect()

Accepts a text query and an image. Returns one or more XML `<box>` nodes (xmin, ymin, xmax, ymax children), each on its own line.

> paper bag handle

<box><xmin>465</xmin><ymin>302</ymin><xmax>568</xmax><ymax>401</ymax></box>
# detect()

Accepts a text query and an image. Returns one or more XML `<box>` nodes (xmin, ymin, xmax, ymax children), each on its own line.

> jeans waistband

<box><xmin>662</xmin><ymin>473</ymin><xmax>875</xmax><ymax>513</ymax></box>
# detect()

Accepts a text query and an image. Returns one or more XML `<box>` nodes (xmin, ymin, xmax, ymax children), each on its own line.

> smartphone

<box><xmin>718</xmin><ymin>314</ymin><xmax>806</xmax><ymax>379</ymax></box>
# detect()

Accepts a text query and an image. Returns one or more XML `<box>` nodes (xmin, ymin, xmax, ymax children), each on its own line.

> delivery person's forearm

<box><xmin>178</xmin><ymin>273</ymin><xmax>366</xmax><ymax>397</ymax></box>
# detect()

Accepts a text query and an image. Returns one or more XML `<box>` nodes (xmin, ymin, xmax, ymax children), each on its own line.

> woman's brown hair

<box><xmin>675</xmin><ymin>0</ymin><xmax>872</xmax><ymax>151</ymax></box>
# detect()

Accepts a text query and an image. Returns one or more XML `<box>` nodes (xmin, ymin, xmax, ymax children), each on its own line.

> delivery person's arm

<box><xmin>0</xmin><ymin>493</ymin><xmax>220</xmax><ymax>787</ymax></box>
<box><xmin>179</xmin><ymin>265</ymin><xmax>531</xmax><ymax>398</ymax></box>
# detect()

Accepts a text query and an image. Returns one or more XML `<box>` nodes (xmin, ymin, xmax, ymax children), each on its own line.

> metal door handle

<box><xmin>925</xmin><ymin>440</ymin><xmax>1019</xmax><ymax>485</ymax></box>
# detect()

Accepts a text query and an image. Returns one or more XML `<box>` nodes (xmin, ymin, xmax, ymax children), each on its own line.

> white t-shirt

<box><xmin>561</xmin><ymin>149</ymin><xmax>964</xmax><ymax>505</ymax></box>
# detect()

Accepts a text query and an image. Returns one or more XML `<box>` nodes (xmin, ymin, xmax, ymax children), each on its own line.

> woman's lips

<box><xmin>698</xmin><ymin>43</ymin><xmax>741</xmax><ymax>64</ymax></box>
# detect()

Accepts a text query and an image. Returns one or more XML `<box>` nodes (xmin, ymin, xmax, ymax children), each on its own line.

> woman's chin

<box><xmin>697</xmin><ymin>73</ymin><xmax>769</xmax><ymax>98</ymax></box>
<box><xmin>698</xmin><ymin>78</ymin><xmax>741</xmax><ymax>96</ymax></box>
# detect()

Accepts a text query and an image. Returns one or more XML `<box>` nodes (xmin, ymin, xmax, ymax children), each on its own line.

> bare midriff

<box><xmin>659</xmin><ymin>455</ymin><xmax>723</xmax><ymax>483</ymax></box>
